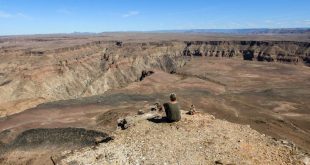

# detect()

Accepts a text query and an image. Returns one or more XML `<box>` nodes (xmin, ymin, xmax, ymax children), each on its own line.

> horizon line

<box><xmin>1</xmin><ymin>27</ymin><xmax>309</xmax><ymax>37</ymax></box>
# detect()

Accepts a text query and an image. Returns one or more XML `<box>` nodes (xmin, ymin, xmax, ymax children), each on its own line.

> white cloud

<box><xmin>16</xmin><ymin>13</ymin><xmax>32</xmax><ymax>19</ymax></box>
<box><xmin>264</xmin><ymin>20</ymin><xmax>273</xmax><ymax>24</ymax></box>
<box><xmin>303</xmin><ymin>20</ymin><xmax>310</xmax><ymax>25</ymax></box>
<box><xmin>0</xmin><ymin>11</ymin><xmax>31</xmax><ymax>19</ymax></box>
<box><xmin>122</xmin><ymin>11</ymin><xmax>139</xmax><ymax>18</ymax></box>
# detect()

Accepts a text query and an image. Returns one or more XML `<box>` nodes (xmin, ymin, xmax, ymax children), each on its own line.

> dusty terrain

<box><xmin>0</xmin><ymin>33</ymin><xmax>309</xmax><ymax>164</ymax></box>
<box><xmin>59</xmin><ymin>111</ymin><xmax>307</xmax><ymax>165</ymax></box>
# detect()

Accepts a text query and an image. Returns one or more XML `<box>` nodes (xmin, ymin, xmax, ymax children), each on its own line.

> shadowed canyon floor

<box><xmin>0</xmin><ymin>34</ymin><xmax>309</xmax><ymax>164</ymax></box>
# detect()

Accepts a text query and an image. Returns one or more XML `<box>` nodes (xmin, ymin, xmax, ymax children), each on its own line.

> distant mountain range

<box><xmin>69</xmin><ymin>28</ymin><xmax>310</xmax><ymax>35</ymax></box>
<box><xmin>1</xmin><ymin>28</ymin><xmax>310</xmax><ymax>37</ymax></box>
<box><xmin>152</xmin><ymin>28</ymin><xmax>310</xmax><ymax>35</ymax></box>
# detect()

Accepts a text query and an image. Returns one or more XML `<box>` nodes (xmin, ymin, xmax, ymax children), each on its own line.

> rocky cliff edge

<box><xmin>59</xmin><ymin>111</ymin><xmax>309</xmax><ymax>165</ymax></box>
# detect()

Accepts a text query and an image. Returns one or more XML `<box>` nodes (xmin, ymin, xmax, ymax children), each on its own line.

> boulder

<box><xmin>137</xmin><ymin>110</ymin><xmax>145</xmax><ymax>115</ymax></box>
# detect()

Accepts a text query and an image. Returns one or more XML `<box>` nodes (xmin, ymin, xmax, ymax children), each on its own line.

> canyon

<box><xmin>0</xmin><ymin>34</ymin><xmax>309</xmax><ymax>117</ymax></box>
<box><xmin>0</xmin><ymin>33</ymin><xmax>309</xmax><ymax>164</ymax></box>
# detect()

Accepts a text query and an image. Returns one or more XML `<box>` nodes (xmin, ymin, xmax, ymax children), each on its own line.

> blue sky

<box><xmin>0</xmin><ymin>0</ymin><xmax>309</xmax><ymax>35</ymax></box>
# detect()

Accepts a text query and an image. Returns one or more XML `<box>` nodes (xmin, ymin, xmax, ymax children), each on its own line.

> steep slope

<box><xmin>0</xmin><ymin>41</ymin><xmax>186</xmax><ymax>116</ymax></box>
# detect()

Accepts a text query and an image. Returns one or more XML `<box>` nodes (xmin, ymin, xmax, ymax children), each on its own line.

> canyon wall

<box><xmin>0</xmin><ymin>41</ymin><xmax>186</xmax><ymax>116</ymax></box>
<box><xmin>183</xmin><ymin>41</ymin><xmax>310</xmax><ymax>64</ymax></box>
<box><xmin>0</xmin><ymin>40</ymin><xmax>309</xmax><ymax>116</ymax></box>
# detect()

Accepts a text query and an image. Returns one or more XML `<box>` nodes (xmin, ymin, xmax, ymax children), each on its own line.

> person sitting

<box><xmin>163</xmin><ymin>93</ymin><xmax>181</xmax><ymax>122</ymax></box>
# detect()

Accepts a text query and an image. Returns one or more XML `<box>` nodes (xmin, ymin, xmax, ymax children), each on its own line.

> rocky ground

<box><xmin>59</xmin><ymin>111</ymin><xmax>309</xmax><ymax>165</ymax></box>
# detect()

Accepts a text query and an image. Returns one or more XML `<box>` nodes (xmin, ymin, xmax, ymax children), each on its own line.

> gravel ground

<box><xmin>60</xmin><ymin>111</ymin><xmax>308</xmax><ymax>165</ymax></box>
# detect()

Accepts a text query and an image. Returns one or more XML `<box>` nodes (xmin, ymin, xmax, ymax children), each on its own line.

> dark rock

<box><xmin>117</xmin><ymin>118</ymin><xmax>127</xmax><ymax>129</ymax></box>
<box><xmin>117</xmin><ymin>117</ymin><xmax>134</xmax><ymax>130</ymax></box>
<box><xmin>137</xmin><ymin>110</ymin><xmax>145</xmax><ymax>115</ymax></box>
<box><xmin>170</xmin><ymin>70</ymin><xmax>176</xmax><ymax>74</ymax></box>
<box><xmin>0</xmin><ymin>80</ymin><xmax>12</xmax><ymax>86</ymax></box>
<box><xmin>8</xmin><ymin>128</ymin><xmax>111</xmax><ymax>149</ymax></box>
<box><xmin>215</xmin><ymin>160</ymin><xmax>223</xmax><ymax>164</ymax></box>
<box><xmin>243</xmin><ymin>50</ymin><xmax>254</xmax><ymax>61</ymax></box>
<box><xmin>115</xmin><ymin>41</ymin><xmax>123</xmax><ymax>47</ymax></box>
<box><xmin>140</xmin><ymin>70</ymin><xmax>154</xmax><ymax>81</ymax></box>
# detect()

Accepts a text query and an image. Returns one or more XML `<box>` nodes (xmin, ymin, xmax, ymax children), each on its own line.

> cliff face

<box><xmin>0</xmin><ymin>39</ymin><xmax>309</xmax><ymax>116</ymax></box>
<box><xmin>183</xmin><ymin>41</ymin><xmax>310</xmax><ymax>64</ymax></box>
<box><xmin>0</xmin><ymin>41</ymin><xmax>187</xmax><ymax>116</ymax></box>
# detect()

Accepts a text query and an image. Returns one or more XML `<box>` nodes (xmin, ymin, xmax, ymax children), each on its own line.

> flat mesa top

<box><xmin>0</xmin><ymin>32</ymin><xmax>309</xmax><ymax>51</ymax></box>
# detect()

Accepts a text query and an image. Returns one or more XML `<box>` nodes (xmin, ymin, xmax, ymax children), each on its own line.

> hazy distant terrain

<box><xmin>154</xmin><ymin>28</ymin><xmax>310</xmax><ymax>35</ymax></box>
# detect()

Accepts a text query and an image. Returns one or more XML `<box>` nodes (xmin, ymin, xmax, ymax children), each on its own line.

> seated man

<box><xmin>163</xmin><ymin>93</ymin><xmax>181</xmax><ymax>122</ymax></box>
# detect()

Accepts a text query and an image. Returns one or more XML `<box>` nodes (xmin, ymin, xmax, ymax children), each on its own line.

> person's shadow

<box><xmin>147</xmin><ymin>116</ymin><xmax>170</xmax><ymax>123</ymax></box>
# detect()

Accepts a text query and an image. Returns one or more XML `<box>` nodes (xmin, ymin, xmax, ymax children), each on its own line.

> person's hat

<box><xmin>170</xmin><ymin>93</ymin><xmax>177</xmax><ymax>101</ymax></box>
